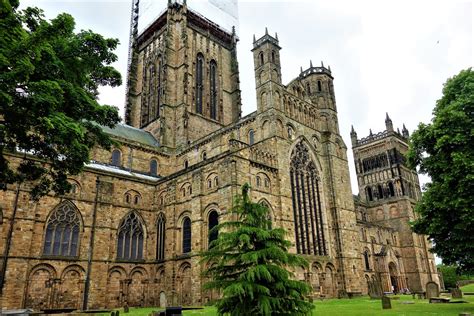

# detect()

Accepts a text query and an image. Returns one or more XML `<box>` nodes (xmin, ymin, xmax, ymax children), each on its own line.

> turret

<box><xmin>299</xmin><ymin>60</ymin><xmax>336</xmax><ymax>111</ymax></box>
<box><xmin>385</xmin><ymin>112</ymin><xmax>394</xmax><ymax>132</ymax></box>
<box><xmin>351</xmin><ymin>125</ymin><xmax>358</xmax><ymax>146</ymax></box>
<box><xmin>402</xmin><ymin>124</ymin><xmax>409</xmax><ymax>138</ymax></box>
<box><xmin>252</xmin><ymin>28</ymin><xmax>282</xmax><ymax>112</ymax></box>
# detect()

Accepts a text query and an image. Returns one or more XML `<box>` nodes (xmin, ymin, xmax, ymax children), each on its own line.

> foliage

<box><xmin>437</xmin><ymin>264</ymin><xmax>474</xmax><ymax>288</ymax></box>
<box><xmin>407</xmin><ymin>68</ymin><xmax>474</xmax><ymax>273</ymax></box>
<box><xmin>0</xmin><ymin>0</ymin><xmax>121</xmax><ymax>198</ymax></box>
<box><xmin>201</xmin><ymin>184</ymin><xmax>314</xmax><ymax>316</ymax></box>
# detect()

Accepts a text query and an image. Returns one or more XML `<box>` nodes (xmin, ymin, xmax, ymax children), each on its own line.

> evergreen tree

<box><xmin>0</xmin><ymin>0</ymin><xmax>121</xmax><ymax>198</ymax></box>
<box><xmin>201</xmin><ymin>184</ymin><xmax>314</xmax><ymax>316</ymax></box>
<box><xmin>407</xmin><ymin>68</ymin><xmax>474</xmax><ymax>272</ymax></box>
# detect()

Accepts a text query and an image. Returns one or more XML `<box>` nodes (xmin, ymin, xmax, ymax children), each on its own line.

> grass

<box><xmin>461</xmin><ymin>283</ymin><xmax>474</xmax><ymax>292</ymax></box>
<box><xmin>109</xmin><ymin>294</ymin><xmax>474</xmax><ymax>316</ymax></box>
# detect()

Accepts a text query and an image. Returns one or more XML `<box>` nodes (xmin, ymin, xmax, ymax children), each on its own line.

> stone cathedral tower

<box><xmin>351</xmin><ymin>115</ymin><xmax>439</xmax><ymax>293</ymax></box>
<box><xmin>125</xmin><ymin>2</ymin><xmax>242</xmax><ymax>149</ymax></box>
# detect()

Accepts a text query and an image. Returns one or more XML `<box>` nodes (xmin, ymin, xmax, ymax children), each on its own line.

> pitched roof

<box><xmin>101</xmin><ymin>123</ymin><xmax>160</xmax><ymax>147</ymax></box>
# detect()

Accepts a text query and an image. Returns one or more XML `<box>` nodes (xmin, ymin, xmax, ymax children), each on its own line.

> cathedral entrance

<box><xmin>389</xmin><ymin>262</ymin><xmax>399</xmax><ymax>293</ymax></box>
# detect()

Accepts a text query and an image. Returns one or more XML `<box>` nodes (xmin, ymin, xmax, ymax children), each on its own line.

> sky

<box><xmin>21</xmin><ymin>0</ymin><xmax>473</xmax><ymax>194</ymax></box>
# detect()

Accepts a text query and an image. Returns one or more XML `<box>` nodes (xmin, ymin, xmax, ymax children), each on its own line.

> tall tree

<box><xmin>407</xmin><ymin>68</ymin><xmax>473</xmax><ymax>272</ymax></box>
<box><xmin>0</xmin><ymin>0</ymin><xmax>121</xmax><ymax>198</ymax></box>
<box><xmin>201</xmin><ymin>184</ymin><xmax>314</xmax><ymax>316</ymax></box>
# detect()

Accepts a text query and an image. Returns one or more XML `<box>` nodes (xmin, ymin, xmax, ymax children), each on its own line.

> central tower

<box><xmin>125</xmin><ymin>2</ymin><xmax>242</xmax><ymax>149</ymax></box>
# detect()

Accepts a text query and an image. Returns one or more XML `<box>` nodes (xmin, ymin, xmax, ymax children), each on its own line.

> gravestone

<box><xmin>368</xmin><ymin>279</ymin><xmax>383</xmax><ymax>299</ymax></box>
<box><xmin>123</xmin><ymin>304</ymin><xmax>129</xmax><ymax>313</ymax></box>
<box><xmin>452</xmin><ymin>288</ymin><xmax>463</xmax><ymax>299</ymax></box>
<box><xmin>381</xmin><ymin>296</ymin><xmax>392</xmax><ymax>309</ymax></box>
<box><xmin>426</xmin><ymin>282</ymin><xmax>440</xmax><ymax>299</ymax></box>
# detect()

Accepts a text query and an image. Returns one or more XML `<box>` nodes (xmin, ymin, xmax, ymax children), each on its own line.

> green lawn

<box><xmin>461</xmin><ymin>283</ymin><xmax>474</xmax><ymax>292</ymax></box>
<box><xmin>113</xmin><ymin>294</ymin><xmax>474</xmax><ymax>316</ymax></box>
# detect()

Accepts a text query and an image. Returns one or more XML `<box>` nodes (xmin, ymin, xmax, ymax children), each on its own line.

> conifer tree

<box><xmin>201</xmin><ymin>184</ymin><xmax>314</xmax><ymax>316</ymax></box>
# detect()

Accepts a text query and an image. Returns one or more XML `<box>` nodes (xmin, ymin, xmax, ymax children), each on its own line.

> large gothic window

<box><xmin>117</xmin><ymin>212</ymin><xmax>144</xmax><ymax>260</ymax></box>
<box><xmin>290</xmin><ymin>141</ymin><xmax>327</xmax><ymax>255</ymax></box>
<box><xmin>208</xmin><ymin>210</ymin><xmax>219</xmax><ymax>248</ymax></box>
<box><xmin>43</xmin><ymin>201</ymin><xmax>81</xmax><ymax>257</ymax></box>
<box><xmin>156</xmin><ymin>213</ymin><xmax>166</xmax><ymax>261</ymax></box>
<box><xmin>210</xmin><ymin>60</ymin><xmax>218</xmax><ymax>120</ymax></box>
<box><xmin>195</xmin><ymin>53</ymin><xmax>204</xmax><ymax>114</ymax></box>
<box><xmin>182</xmin><ymin>217</ymin><xmax>192</xmax><ymax>253</ymax></box>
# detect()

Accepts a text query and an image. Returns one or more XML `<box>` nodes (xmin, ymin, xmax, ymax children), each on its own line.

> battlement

<box><xmin>351</xmin><ymin>114</ymin><xmax>410</xmax><ymax>147</ymax></box>
<box><xmin>299</xmin><ymin>62</ymin><xmax>332</xmax><ymax>79</ymax></box>
<box><xmin>252</xmin><ymin>28</ymin><xmax>280</xmax><ymax>50</ymax></box>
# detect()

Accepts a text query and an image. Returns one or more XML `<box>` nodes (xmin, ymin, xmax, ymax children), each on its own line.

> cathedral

<box><xmin>0</xmin><ymin>2</ymin><xmax>439</xmax><ymax>310</ymax></box>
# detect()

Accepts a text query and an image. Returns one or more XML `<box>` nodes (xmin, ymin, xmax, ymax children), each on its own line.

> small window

<box><xmin>182</xmin><ymin>217</ymin><xmax>192</xmax><ymax>253</ymax></box>
<box><xmin>259</xmin><ymin>52</ymin><xmax>264</xmax><ymax>66</ymax></box>
<box><xmin>134</xmin><ymin>195</ymin><xmax>140</xmax><ymax>205</ymax></box>
<box><xmin>184</xmin><ymin>160</ymin><xmax>189</xmax><ymax>169</ymax></box>
<box><xmin>256</xmin><ymin>176</ymin><xmax>261</xmax><ymax>187</ymax></box>
<box><xmin>202</xmin><ymin>152</ymin><xmax>207</xmax><ymax>160</ymax></box>
<box><xmin>271</xmin><ymin>50</ymin><xmax>275</xmax><ymax>63</ymax></box>
<box><xmin>214</xmin><ymin>177</ymin><xmax>218</xmax><ymax>187</ymax></box>
<box><xmin>150</xmin><ymin>159</ymin><xmax>158</xmax><ymax>176</ymax></box>
<box><xmin>306</xmin><ymin>82</ymin><xmax>311</xmax><ymax>94</ymax></box>
<box><xmin>208</xmin><ymin>211</ymin><xmax>219</xmax><ymax>248</ymax></box>
<box><xmin>364</xmin><ymin>251</ymin><xmax>370</xmax><ymax>270</ymax></box>
<box><xmin>248</xmin><ymin>130</ymin><xmax>255</xmax><ymax>145</ymax></box>
<box><xmin>111</xmin><ymin>149</ymin><xmax>121</xmax><ymax>167</ymax></box>
<box><xmin>181</xmin><ymin>188</ymin><xmax>186</xmax><ymax>197</ymax></box>
<box><xmin>125</xmin><ymin>194</ymin><xmax>131</xmax><ymax>204</ymax></box>
<box><xmin>70</xmin><ymin>184</ymin><xmax>77</xmax><ymax>194</ymax></box>
<box><xmin>287</xmin><ymin>126</ymin><xmax>294</xmax><ymax>139</ymax></box>
<box><xmin>188</xmin><ymin>186</ymin><xmax>192</xmax><ymax>195</ymax></box>
<box><xmin>264</xmin><ymin>178</ymin><xmax>269</xmax><ymax>188</ymax></box>
<box><xmin>208</xmin><ymin>180</ymin><xmax>212</xmax><ymax>188</ymax></box>
<box><xmin>317</xmin><ymin>80</ymin><xmax>322</xmax><ymax>92</ymax></box>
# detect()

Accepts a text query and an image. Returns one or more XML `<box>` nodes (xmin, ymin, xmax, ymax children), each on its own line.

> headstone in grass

<box><xmin>426</xmin><ymin>282</ymin><xmax>440</xmax><ymax>299</ymax></box>
<box><xmin>123</xmin><ymin>304</ymin><xmax>129</xmax><ymax>313</ymax></box>
<box><xmin>452</xmin><ymin>288</ymin><xmax>463</xmax><ymax>299</ymax></box>
<box><xmin>381</xmin><ymin>296</ymin><xmax>391</xmax><ymax>309</ymax></box>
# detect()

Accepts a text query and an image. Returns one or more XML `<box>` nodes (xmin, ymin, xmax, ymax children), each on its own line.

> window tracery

<box><xmin>117</xmin><ymin>212</ymin><xmax>144</xmax><ymax>260</ymax></box>
<box><xmin>43</xmin><ymin>202</ymin><xmax>81</xmax><ymax>257</ymax></box>
<box><xmin>290</xmin><ymin>141</ymin><xmax>327</xmax><ymax>255</ymax></box>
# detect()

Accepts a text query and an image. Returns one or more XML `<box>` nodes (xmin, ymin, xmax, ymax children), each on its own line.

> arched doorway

<box><xmin>389</xmin><ymin>262</ymin><xmax>399</xmax><ymax>293</ymax></box>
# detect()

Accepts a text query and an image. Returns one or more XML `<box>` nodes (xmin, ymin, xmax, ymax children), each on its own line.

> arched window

<box><xmin>317</xmin><ymin>80</ymin><xmax>322</xmax><ymax>92</ymax></box>
<box><xmin>271</xmin><ymin>50</ymin><xmax>275</xmax><ymax>63</ymax></box>
<box><xmin>256</xmin><ymin>176</ymin><xmax>261</xmax><ymax>187</ymax></box>
<box><xmin>117</xmin><ymin>212</ymin><xmax>144</xmax><ymax>260</ymax></box>
<box><xmin>125</xmin><ymin>193</ymin><xmax>131</xmax><ymax>204</ymax></box>
<box><xmin>378</xmin><ymin>185</ymin><xmax>383</xmax><ymax>199</ymax></box>
<box><xmin>208</xmin><ymin>211</ymin><xmax>219</xmax><ymax>248</ymax></box>
<box><xmin>290</xmin><ymin>141</ymin><xmax>327</xmax><ymax>256</ymax></box>
<box><xmin>43</xmin><ymin>202</ymin><xmax>81</xmax><ymax>257</ymax></box>
<box><xmin>202</xmin><ymin>151</ymin><xmax>207</xmax><ymax>160</ymax></box>
<box><xmin>184</xmin><ymin>160</ymin><xmax>189</xmax><ymax>169</ymax></box>
<box><xmin>363</xmin><ymin>251</ymin><xmax>370</xmax><ymax>270</ymax></box>
<box><xmin>367</xmin><ymin>187</ymin><xmax>373</xmax><ymax>201</ymax></box>
<box><xmin>182</xmin><ymin>217</ymin><xmax>191</xmax><ymax>254</ymax></box>
<box><xmin>306</xmin><ymin>82</ymin><xmax>311</xmax><ymax>94</ymax></box>
<box><xmin>111</xmin><ymin>149</ymin><xmax>121</xmax><ymax>167</ymax></box>
<box><xmin>156</xmin><ymin>213</ymin><xmax>166</xmax><ymax>261</ymax></box>
<box><xmin>214</xmin><ymin>177</ymin><xmax>218</xmax><ymax>187</ymax></box>
<box><xmin>134</xmin><ymin>195</ymin><xmax>140</xmax><ymax>205</ymax></box>
<box><xmin>210</xmin><ymin>60</ymin><xmax>217</xmax><ymax>120</ymax></box>
<box><xmin>208</xmin><ymin>179</ymin><xmax>212</xmax><ymax>188</ymax></box>
<box><xmin>259</xmin><ymin>52</ymin><xmax>264</xmax><ymax>66</ymax></box>
<box><xmin>195</xmin><ymin>53</ymin><xmax>204</xmax><ymax>114</ymax></box>
<box><xmin>150</xmin><ymin>159</ymin><xmax>158</xmax><ymax>176</ymax></box>
<box><xmin>388</xmin><ymin>182</ymin><xmax>395</xmax><ymax>197</ymax></box>
<box><xmin>248</xmin><ymin>129</ymin><xmax>255</xmax><ymax>145</ymax></box>
<box><xmin>264</xmin><ymin>178</ymin><xmax>270</xmax><ymax>188</ymax></box>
